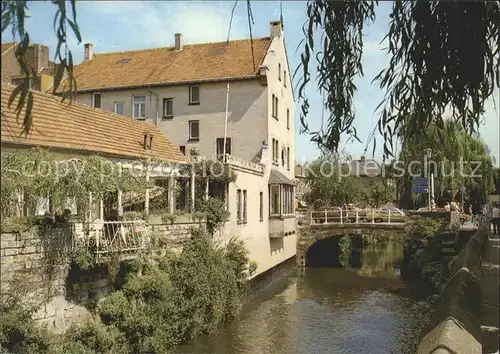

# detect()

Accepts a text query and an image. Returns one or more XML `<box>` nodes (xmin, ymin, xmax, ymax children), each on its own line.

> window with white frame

<box><xmin>275</xmin><ymin>140</ymin><xmax>279</xmax><ymax>164</ymax></box>
<box><xmin>282</xmin><ymin>185</ymin><xmax>294</xmax><ymax>215</ymax></box>
<box><xmin>284</xmin><ymin>70</ymin><xmax>287</xmax><ymax>87</ymax></box>
<box><xmin>114</xmin><ymin>101</ymin><xmax>124</xmax><ymax>115</ymax></box>
<box><xmin>132</xmin><ymin>95</ymin><xmax>146</xmax><ymax>119</ymax></box>
<box><xmin>272</xmin><ymin>138</ymin><xmax>279</xmax><ymax>165</ymax></box>
<box><xmin>189</xmin><ymin>120</ymin><xmax>199</xmax><ymax>140</ymax></box>
<box><xmin>269</xmin><ymin>184</ymin><xmax>294</xmax><ymax>216</ymax></box>
<box><xmin>278</xmin><ymin>63</ymin><xmax>281</xmax><ymax>81</ymax></box>
<box><xmin>163</xmin><ymin>98</ymin><xmax>173</xmax><ymax>118</ymax></box>
<box><xmin>259</xmin><ymin>192</ymin><xmax>263</xmax><ymax>221</ymax></box>
<box><xmin>271</xmin><ymin>94</ymin><xmax>279</xmax><ymax>119</ymax></box>
<box><xmin>271</xmin><ymin>138</ymin><xmax>275</xmax><ymax>162</ymax></box>
<box><xmin>216</xmin><ymin>137</ymin><xmax>231</xmax><ymax>156</ymax></box>
<box><xmin>92</xmin><ymin>93</ymin><xmax>101</xmax><ymax>108</ymax></box>
<box><xmin>12</xmin><ymin>77</ymin><xmax>40</xmax><ymax>90</ymax></box>
<box><xmin>272</xmin><ymin>94</ymin><xmax>276</xmax><ymax>118</ymax></box>
<box><xmin>189</xmin><ymin>85</ymin><xmax>200</xmax><ymax>104</ymax></box>
<box><xmin>270</xmin><ymin>185</ymin><xmax>280</xmax><ymax>216</ymax></box>
<box><xmin>281</xmin><ymin>148</ymin><xmax>286</xmax><ymax>167</ymax></box>
<box><xmin>237</xmin><ymin>189</ymin><xmax>242</xmax><ymax>224</ymax></box>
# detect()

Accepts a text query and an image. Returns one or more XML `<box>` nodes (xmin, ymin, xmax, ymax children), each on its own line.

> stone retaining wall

<box><xmin>0</xmin><ymin>222</ymin><xmax>201</xmax><ymax>333</ymax></box>
<box><xmin>416</xmin><ymin>222</ymin><xmax>489</xmax><ymax>354</ymax></box>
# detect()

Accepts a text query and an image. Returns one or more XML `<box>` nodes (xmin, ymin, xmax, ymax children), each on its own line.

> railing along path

<box><xmin>310</xmin><ymin>208</ymin><xmax>406</xmax><ymax>225</ymax></box>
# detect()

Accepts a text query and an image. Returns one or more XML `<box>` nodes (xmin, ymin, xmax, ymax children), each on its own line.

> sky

<box><xmin>4</xmin><ymin>0</ymin><xmax>499</xmax><ymax>165</ymax></box>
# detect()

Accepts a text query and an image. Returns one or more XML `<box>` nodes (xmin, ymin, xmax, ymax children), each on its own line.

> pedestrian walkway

<box><xmin>481</xmin><ymin>232</ymin><xmax>499</xmax><ymax>353</ymax></box>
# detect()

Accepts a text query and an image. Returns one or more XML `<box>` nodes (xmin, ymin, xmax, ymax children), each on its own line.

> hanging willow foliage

<box><xmin>2</xmin><ymin>0</ymin><xmax>80</xmax><ymax>132</ymax></box>
<box><xmin>396</xmin><ymin>120</ymin><xmax>495</xmax><ymax>207</ymax></box>
<box><xmin>297</xmin><ymin>0</ymin><xmax>500</xmax><ymax>157</ymax></box>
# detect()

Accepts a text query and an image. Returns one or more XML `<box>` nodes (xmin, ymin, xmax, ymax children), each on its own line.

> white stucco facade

<box><xmin>74</xmin><ymin>21</ymin><xmax>296</xmax><ymax>277</ymax></box>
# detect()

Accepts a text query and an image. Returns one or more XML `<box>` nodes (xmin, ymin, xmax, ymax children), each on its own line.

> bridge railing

<box><xmin>310</xmin><ymin>208</ymin><xmax>405</xmax><ymax>225</ymax></box>
<box><xmin>72</xmin><ymin>220</ymin><xmax>150</xmax><ymax>255</ymax></box>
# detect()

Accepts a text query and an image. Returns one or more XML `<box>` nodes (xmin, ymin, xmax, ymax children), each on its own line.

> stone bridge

<box><xmin>296</xmin><ymin>210</ymin><xmax>462</xmax><ymax>267</ymax></box>
<box><xmin>297</xmin><ymin>222</ymin><xmax>407</xmax><ymax>267</ymax></box>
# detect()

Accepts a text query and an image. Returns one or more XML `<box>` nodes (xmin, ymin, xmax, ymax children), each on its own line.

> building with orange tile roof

<box><xmin>55</xmin><ymin>20</ymin><xmax>297</xmax><ymax>278</ymax></box>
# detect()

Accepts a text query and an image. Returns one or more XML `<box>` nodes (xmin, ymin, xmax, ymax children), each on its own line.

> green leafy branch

<box><xmin>2</xmin><ymin>0</ymin><xmax>81</xmax><ymax>132</ymax></box>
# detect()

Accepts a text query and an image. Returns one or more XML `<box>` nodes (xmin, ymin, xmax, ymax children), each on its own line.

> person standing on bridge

<box><xmin>492</xmin><ymin>203</ymin><xmax>500</xmax><ymax>235</ymax></box>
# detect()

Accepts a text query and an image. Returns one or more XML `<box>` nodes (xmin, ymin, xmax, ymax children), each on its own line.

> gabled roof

<box><xmin>1</xmin><ymin>42</ymin><xmax>17</xmax><ymax>55</ymax></box>
<box><xmin>59</xmin><ymin>37</ymin><xmax>272</xmax><ymax>92</ymax></box>
<box><xmin>1</xmin><ymin>84</ymin><xmax>186</xmax><ymax>163</ymax></box>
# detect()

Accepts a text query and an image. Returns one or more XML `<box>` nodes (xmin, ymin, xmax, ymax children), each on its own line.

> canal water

<box><xmin>178</xmin><ymin>237</ymin><xmax>427</xmax><ymax>354</ymax></box>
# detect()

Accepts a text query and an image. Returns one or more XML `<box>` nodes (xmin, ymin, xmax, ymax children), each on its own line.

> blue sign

<box><xmin>412</xmin><ymin>177</ymin><xmax>428</xmax><ymax>187</ymax></box>
<box><xmin>412</xmin><ymin>186</ymin><xmax>428</xmax><ymax>193</ymax></box>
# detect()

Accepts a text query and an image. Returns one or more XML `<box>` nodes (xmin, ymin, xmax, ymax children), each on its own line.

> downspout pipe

<box><xmin>147</xmin><ymin>85</ymin><xmax>159</xmax><ymax>127</ymax></box>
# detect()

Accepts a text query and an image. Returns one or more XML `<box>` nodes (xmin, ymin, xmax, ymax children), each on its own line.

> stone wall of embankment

<box><xmin>0</xmin><ymin>222</ymin><xmax>201</xmax><ymax>333</ymax></box>
<box><xmin>416</xmin><ymin>222</ymin><xmax>489</xmax><ymax>354</ymax></box>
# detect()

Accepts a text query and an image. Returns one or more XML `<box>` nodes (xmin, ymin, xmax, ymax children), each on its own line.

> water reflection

<box><xmin>178</xmin><ymin>236</ymin><xmax>422</xmax><ymax>354</ymax></box>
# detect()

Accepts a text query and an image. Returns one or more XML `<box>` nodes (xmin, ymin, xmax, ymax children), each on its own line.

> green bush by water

<box><xmin>1</xmin><ymin>228</ymin><xmax>252</xmax><ymax>354</ymax></box>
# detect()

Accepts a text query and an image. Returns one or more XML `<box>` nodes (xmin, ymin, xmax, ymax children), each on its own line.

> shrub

<box><xmin>0</xmin><ymin>285</ymin><xmax>52</xmax><ymax>354</ymax></box>
<box><xmin>161</xmin><ymin>212</ymin><xmax>177</xmax><ymax>225</ymax></box>
<box><xmin>92</xmin><ymin>228</ymin><xmax>249</xmax><ymax>352</ymax></box>
<box><xmin>121</xmin><ymin>211</ymin><xmax>145</xmax><ymax>221</ymax></box>
<box><xmin>63</xmin><ymin>322</ymin><xmax>129</xmax><ymax>354</ymax></box>
<box><xmin>404</xmin><ymin>217</ymin><xmax>448</xmax><ymax>292</ymax></box>
<box><xmin>196</xmin><ymin>197</ymin><xmax>230</xmax><ymax>234</ymax></box>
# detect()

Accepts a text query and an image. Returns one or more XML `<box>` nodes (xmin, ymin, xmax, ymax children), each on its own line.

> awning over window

<box><xmin>268</xmin><ymin>169</ymin><xmax>295</xmax><ymax>186</ymax></box>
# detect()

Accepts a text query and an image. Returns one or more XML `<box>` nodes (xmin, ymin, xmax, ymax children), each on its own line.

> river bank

<box><xmin>178</xmin><ymin>237</ymin><xmax>429</xmax><ymax>354</ymax></box>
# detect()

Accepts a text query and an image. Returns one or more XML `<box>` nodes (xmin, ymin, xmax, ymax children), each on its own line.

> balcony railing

<box><xmin>310</xmin><ymin>208</ymin><xmax>406</xmax><ymax>225</ymax></box>
<box><xmin>219</xmin><ymin>154</ymin><xmax>264</xmax><ymax>174</ymax></box>
<box><xmin>72</xmin><ymin>220</ymin><xmax>150</xmax><ymax>255</ymax></box>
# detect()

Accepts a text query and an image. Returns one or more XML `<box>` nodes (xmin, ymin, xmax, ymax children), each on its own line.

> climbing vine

<box><xmin>186</xmin><ymin>158</ymin><xmax>237</xmax><ymax>186</ymax></box>
<box><xmin>1</xmin><ymin>148</ymin><xmax>151</xmax><ymax>222</ymax></box>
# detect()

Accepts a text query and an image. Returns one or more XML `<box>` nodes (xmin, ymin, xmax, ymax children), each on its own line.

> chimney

<box><xmin>37</xmin><ymin>45</ymin><xmax>49</xmax><ymax>72</ymax></box>
<box><xmin>84</xmin><ymin>42</ymin><xmax>94</xmax><ymax>61</ymax></box>
<box><xmin>260</xmin><ymin>140</ymin><xmax>269</xmax><ymax>165</ymax></box>
<box><xmin>360</xmin><ymin>156</ymin><xmax>366</xmax><ymax>162</ymax></box>
<box><xmin>143</xmin><ymin>133</ymin><xmax>153</xmax><ymax>150</ymax></box>
<box><xmin>270</xmin><ymin>20</ymin><xmax>283</xmax><ymax>38</ymax></box>
<box><xmin>175</xmin><ymin>33</ymin><xmax>183</xmax><ymax>51</ymax></box>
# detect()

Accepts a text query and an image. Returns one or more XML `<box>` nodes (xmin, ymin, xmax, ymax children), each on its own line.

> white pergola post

<box><xmin>190</xmin><ymin>165</ymin><xmax>196</xmax><ymax>213</ymax></box>
<box><xmin>118</xmin><ymin>164</ymin><xmax>123</xmax><ymax>216</ymax></box>
<box><xmin>205</xmin><ymin>178</ymin><xmax>209</xmax><ymax>201</ymax></box>
<box><xmin>168</xmin><ymin>174</ymin><xmax>175</xmax><ymax>213</ymax></box>
<box><xmin>99</xmin><ymin>198</ymin><xmax>104</xmax><ymax>220</ymax></box>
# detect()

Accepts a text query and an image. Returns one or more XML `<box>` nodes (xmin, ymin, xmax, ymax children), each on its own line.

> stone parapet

<box><xmin>416</xmin><ymin>223</ymin><xmax>489</xmax><ymax>354</ymax></box>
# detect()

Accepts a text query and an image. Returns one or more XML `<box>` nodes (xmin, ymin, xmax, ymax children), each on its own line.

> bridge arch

<box><xmin>297</xmin><ymin>225</ymin><xmax>407</xmax><ymax>267</ymax></box>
